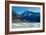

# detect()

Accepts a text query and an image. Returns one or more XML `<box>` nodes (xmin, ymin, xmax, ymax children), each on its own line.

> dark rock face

<box><xmin>12</xmin><ymin>10</ymin><xmax>40</xmax><ymax>23</ymax></box>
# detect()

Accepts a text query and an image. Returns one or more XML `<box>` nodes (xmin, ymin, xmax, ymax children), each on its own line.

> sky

<box><xmin>12</xmin><ymin>6</ymin><xmax>40</xmax><ymax>15</ymax></box>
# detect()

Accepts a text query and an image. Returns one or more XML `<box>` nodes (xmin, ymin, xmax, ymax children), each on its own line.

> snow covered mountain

<box><xmin>19</xmin><ymin>10</ymin><xmax>40</xmax><ymax>22</ymax></box>
<box><xmin>12</xmin><ymin>10</ymin><xmax>40</xmax><ymax>22</ymax></box>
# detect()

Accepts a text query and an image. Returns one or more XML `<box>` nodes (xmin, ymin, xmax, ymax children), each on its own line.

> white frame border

<box><xmin>9</xmin><ymin>4</ymin><xmax>43</xmax><ymax>32</ymax></box>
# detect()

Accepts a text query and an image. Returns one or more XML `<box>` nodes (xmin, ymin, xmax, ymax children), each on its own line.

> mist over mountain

<box><xmin>12</xmin><ymin>10</ymin><xmax>40</xmax><ymax>22</ymax></box>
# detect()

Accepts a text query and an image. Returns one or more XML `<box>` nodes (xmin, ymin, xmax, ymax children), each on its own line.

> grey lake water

<box><xmin>12</xmin><ymin>23</ymin><xmax>40</xmax><ymax>29</ymax></box>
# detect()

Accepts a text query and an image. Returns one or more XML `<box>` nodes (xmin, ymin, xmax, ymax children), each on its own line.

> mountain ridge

<box><xmin>12</xmin><ymin>10</ymin><xmax>40</xmax><ymax>22</ymax></box>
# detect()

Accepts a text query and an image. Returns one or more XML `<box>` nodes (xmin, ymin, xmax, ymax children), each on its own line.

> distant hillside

<box><xmin>12</xmin><ymin>10</ymin><xmax>40</xmax><ymax>23</ymax></box>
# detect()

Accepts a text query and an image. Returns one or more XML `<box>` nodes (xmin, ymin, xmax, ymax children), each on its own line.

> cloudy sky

<box><xmin>12</xmin><ymin>6</ymin><xmax>40</xmax><ymax>15</ymax></box>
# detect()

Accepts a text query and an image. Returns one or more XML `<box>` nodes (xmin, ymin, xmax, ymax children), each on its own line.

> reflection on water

<box><xmin>12</xmin><ymin>23</ymin><xmax>40</xmax><ymax>28</ymax></box>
